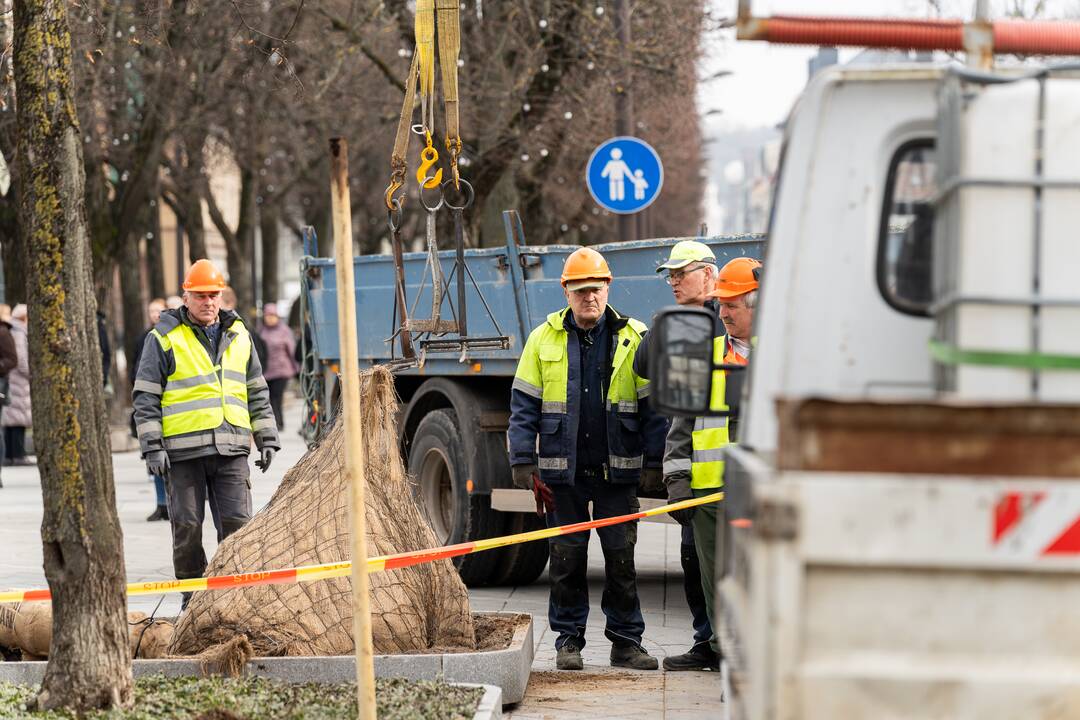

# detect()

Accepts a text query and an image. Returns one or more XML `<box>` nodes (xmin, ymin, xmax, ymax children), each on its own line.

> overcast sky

<box><xmin>699</xmin><ymin>0</ymin><xmax>1075</xmax><ymax>130</ymax></box>
<box><xmin>695</xmin><ymin>0</ymin><xmax>1075</xmax><ymax>230</ymax></box>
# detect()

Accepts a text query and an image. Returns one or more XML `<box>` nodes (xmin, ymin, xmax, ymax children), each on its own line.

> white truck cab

<box><xmin>652</xmin><ymin>62</ymin><xmax>1080</xmax><ymax>719</ymax></box>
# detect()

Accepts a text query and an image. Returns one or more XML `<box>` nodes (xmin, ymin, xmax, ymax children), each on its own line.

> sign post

<box><xmin>586</xmin><ymin>136</ymin><xmax>664</xmax><ymax>217</ymax></box>
<box><xmin>329</xmin><ymin>137</ymin><xmax>378</xmax><ymax>720</ymax></box>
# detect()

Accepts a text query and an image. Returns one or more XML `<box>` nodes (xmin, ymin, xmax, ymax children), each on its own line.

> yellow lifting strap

<box><xmin>435</xmin><ymin>0</ymin><xmax>462</xmax><ymax>181</ymax></box>
<box><xmin>414</xmin><ymin>0</ymin><xmax>437</xmax><ymax>130</ymax></box>
<box><xmin>385</xmin><ymin>51</ymin><xmax>420</xmax><ymax>210</ymax></box>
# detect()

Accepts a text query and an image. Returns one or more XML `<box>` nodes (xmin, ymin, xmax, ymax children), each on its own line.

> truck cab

<box><xmin>651</xmin><ymin>63</ymin><xmax>1080</xmax><ymax>718</ymax></box>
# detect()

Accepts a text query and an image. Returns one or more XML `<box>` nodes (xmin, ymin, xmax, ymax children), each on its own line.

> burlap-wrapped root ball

<box><xmin>169</xmin><ymin>367</ymin><xmax>475</xmax><ymax>656</ymax></box>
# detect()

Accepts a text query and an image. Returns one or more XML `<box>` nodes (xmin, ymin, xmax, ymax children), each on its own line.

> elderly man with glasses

<box><xmin>632</xmin><ymin>239</ymin><xmax>722</xmax><ymax>672</ymax></box>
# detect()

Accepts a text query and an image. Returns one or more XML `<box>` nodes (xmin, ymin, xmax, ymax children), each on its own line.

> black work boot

<box><xmin>610</xmin><ymin>641</ymin><xmax>658</xmax><ymax>670</ymax></box>
<box><xmin>556</xmin><ymin>640</ymin><xmax>584</xmax><ymax>670</ymax></box>
<box><xmin>146</xmin><ymin>505</ymin><xmax>169</xmax><ymax>522</ymax></box>
<box><xmin>663</xmin><ymin>643</ymin><xmax>720</xmax><ymax>671</ymax></box>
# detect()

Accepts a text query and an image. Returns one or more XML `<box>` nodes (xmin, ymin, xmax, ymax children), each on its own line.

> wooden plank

<box><xmin>777</xmin><ymin>398</ymin><xmax>1080</xmax><ymax>476</ymax></box>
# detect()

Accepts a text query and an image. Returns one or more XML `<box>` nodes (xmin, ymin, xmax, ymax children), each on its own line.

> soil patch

<box><xmin>405</xmin><ymin>612</ymin><xmax>529</xmax><ymax>655</ymax></box>
<box><xmin>0</xmin><ymin>675</ymin><xmax>483</xmax><ymax>719</ymax></box>
<box><xmin>525</xmin><ymin>669</ymin><xmax>662</xmax><ymax>703</ymax></box>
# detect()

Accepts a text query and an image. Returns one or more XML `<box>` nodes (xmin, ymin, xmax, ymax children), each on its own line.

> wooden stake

<box><xmin>329</xmin><ymin>137</ymin><xmax>377</xmax><ymax>720</ymax></box>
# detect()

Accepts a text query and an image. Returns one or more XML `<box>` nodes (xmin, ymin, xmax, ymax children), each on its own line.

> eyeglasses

<box><xmin>665</xmin><ymin>265</ymin><xmax>709</xmax><ymax>285</ymax></box>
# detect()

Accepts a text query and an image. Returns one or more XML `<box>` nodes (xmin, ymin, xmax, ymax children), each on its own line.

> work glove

<box><xmin>639</xmin><ymin>467</ymin><xmax>664</xmax><ymax>495</ymax></box>
<box><xmin>146</xmin><ymin>450</ymin><xmax>170</xmax><ymax>478</ymax></box>
<box><xmin>532</xmin><ymin>477</ymin><xmax>556</xmax><ymax>517</ymax></box>
<box><xmin>668</xmin><ymin>496</ymin><xmax>696</xmax><ymax>527</ymax></box>
<box><xmin>512</xmin><ymin>463</ymin><xmax>538</xmax><ymax>490</ymax></box>
<box><xmin>254</xmin><ymin>446</ymin><xmax>276</xmax><ymax>473</ymax></box>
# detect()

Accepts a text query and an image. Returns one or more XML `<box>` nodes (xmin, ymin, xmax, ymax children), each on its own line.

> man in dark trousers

<box><xmin>131</xmin><ymin>297</ymin><xmax>169</xmax><ymax>521</ymax></box>
<box><xmin>509</xmin><ymin>247</ymin><xmax>667</xmax><ymax>671</ymax></box>
<box><xmin>132</xmin><ymin>259</ymin><xmax>279</xmax><ymax>608</ymax></box>
<box><xmin>633</xmin><ymin>240</ymin><xmax>721</xmax><ymax>671</ymax></box>
<box><xmin>0</xmin><ymin>312</ymin><xmax>18</xmax><ymax>488</ymax></box>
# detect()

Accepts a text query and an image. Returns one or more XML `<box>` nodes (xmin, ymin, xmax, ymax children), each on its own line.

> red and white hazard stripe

<box><xmin>992</xmin><ymin>489</ymin><xmax>1080</xmax><ymax>557</ymax></box>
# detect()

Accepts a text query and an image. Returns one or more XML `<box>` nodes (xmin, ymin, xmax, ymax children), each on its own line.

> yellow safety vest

<box><xmin>512</xmin><ymin>307</ymin><xmax>650</xmax><ymax>483</ymax></box>
<box><xmin>690</xmin><ymin>337</ymin><xmax>748</xmax><ymax>489</ymax></box>
<box><xmin>152</xmin><ymin>320</ymin><xmax>252</xmax><ymax>438</ymax></box>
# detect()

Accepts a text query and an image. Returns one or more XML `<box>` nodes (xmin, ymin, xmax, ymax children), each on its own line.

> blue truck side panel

<box><xmin>302</xmin><ymin>230</ymin><xmax>764</xmax><ymax>375</ymax></box>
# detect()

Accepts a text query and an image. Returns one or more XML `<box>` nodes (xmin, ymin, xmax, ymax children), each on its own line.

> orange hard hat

<box><xmin>183</xmin><ymin>259</ymin><xmax>226</xmax><ymax>292</ymax></box>
<box><xmin>710</xmin><ymin>257</ymin><xmax>761</xmax><ymax>299</ymax></box>
<box><xmin>560</xmin><ymin>247</ymin><xmax>613</xmax><ymax>288</ymax></box>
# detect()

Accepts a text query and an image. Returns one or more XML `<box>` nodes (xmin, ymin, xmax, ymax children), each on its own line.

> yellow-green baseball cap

<box><xmin>656</xmin><ymin>240</ymin><xmax>716</xmax><ymax>273</ymax></box>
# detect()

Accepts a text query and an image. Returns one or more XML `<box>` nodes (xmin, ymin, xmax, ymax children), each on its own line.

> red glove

<box><xmin>532</xmin><ymin>477</ymin><xmax>556</xmax><ymax>517</ymax></box>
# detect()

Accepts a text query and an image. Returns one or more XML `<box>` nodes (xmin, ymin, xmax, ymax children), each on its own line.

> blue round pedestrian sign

<box><xmin>586</xmin><ymin>136</ymin><xmax>663</xmax><ymax>215</ymax></box>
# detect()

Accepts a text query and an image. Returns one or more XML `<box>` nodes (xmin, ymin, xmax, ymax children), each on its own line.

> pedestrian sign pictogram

<box><xmin>586</xmin><ymin>136</ymin><xmax>663</xmax><ymax>215</ymax></box>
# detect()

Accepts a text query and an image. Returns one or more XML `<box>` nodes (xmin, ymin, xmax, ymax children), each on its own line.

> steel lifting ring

<box><xmin>441</xmin><ymin>178</ymin><xmax>474</xmax><ymax>211</ymax></box>
<box><xmin>419</xmin><ymin>181</ymin><xmax>445</xmax><ymax>213</ymax></box>
<box><xmin>387</xmin><ymin>197</ymin><xmax>404</xmax><ymax>232</ymax></box>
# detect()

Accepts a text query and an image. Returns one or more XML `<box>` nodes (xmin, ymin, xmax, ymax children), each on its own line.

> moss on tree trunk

<box><xmin>12</xmin><ymin>0</ymin><xmax>133</xmax><ymax>711</ymax></box>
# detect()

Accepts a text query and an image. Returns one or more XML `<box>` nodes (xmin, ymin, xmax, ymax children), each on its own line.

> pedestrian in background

<box><xmin>0</xmin><ymin>309</ymin><xmax>18</xmax><ymax>487</ymax></box>
<box><xmin>257</xmin><ymin>303</ymin><xmax>298</xmax><ymax>431</ymax></box>
<box><xmin>3</xmin><ymin>304</ymin><xmax>32</xmax><ymax>467</ymax></box>
<box><xmin>509</xmin><ymin>248</ymin><xmax>667</xmax><ymax>672</ymax></box>
<box><xmin>131</xmin><ymin>298</ymin><xmax>169</xmax><ymax>521</ymax></box>
<box><xmin>97</xmin><ymin>309</ymin><xmax>110</xmax><ymax>389</ymax></box>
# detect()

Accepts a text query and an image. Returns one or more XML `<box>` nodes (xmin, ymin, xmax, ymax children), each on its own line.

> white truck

<box><xmin>649</xmin><ymin>59</ymin><xmax>1080</xmax><ymax>718</ymax></box>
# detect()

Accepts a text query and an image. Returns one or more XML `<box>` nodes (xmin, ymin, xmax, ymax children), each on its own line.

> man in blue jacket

<box><xmin>508</xmin><ymin>247</ymin><xmax>666</xmax><ymax>671</ymax></box>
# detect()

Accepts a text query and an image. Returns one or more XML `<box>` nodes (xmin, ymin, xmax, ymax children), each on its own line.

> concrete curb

<box><xmin>0</xmin><ymin>612</ymin><xmax>532</xmax><ymax>706</ymax></box>
<box><xmin>463</xmin><ymin>683</ymin><xmax>503</xmax><ymax>720</ymax></box>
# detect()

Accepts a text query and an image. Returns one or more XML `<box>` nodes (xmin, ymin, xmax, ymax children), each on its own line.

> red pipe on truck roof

<box><xmin>740</xmin><ymin>15</ymin><xmax>1080</xmax><ymax>56</ymax></box>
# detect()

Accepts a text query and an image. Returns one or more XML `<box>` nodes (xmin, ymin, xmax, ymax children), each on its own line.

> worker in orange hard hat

<box><xmin>664</xmin><ymin>255</ymin><xmax>762</xmax><ymax>664</ymax></box>
<box><xmin>508</xmin><ymin>246</ymin><xmax>667</xmax><ymax>671</ymax></box>
<box><xmin>132</xmin><ymin>258</ymin><xmax>279</xmax><ymax>610</ymax></box>
<box><xmin>710</xmin><ymin>257</ymin><xmax>761</xmax><ymax>352</ymax></box>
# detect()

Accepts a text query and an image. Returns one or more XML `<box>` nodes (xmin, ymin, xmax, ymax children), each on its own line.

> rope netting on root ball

<box><xmin>168</xmin><ymin>367</ymin><xmax>475</xmax><ymax>657</ymax></box>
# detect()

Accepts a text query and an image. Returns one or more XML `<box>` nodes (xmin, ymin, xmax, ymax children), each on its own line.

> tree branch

<box><xmin>315</xmin><ymin>5</ymin><xmax>405</xmax><ymax>94</ymax></box>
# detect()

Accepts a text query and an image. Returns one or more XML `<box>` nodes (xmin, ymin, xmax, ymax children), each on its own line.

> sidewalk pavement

<box><xmin>0</xmin><ymin>414</ymin><xmax>721</xmax><ymax>718</ymax></box>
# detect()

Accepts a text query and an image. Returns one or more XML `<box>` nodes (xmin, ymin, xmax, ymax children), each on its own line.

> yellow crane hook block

<box><xmin>416</xmin><ymin>133</ymin><xmax>443</xmax><ymax>189</ymax></box>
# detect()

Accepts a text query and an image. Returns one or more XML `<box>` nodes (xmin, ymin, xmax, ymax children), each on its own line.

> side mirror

<box><xmin>648</xmin><ymin>306</ymin><xmax>717</xmax><ymax>417</ymax></box>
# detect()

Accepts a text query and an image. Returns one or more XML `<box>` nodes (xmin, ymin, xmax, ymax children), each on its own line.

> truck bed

<box><xmin>301</xmin><ymin>214</ymin><xmax>763</xmax><ymax>375</ymax></box>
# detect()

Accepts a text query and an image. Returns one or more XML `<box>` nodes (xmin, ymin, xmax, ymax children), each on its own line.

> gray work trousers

<box><xmin>166</xmin><ymin>454</ymin><xmax>252</xmax><ymax>580</ymax></box>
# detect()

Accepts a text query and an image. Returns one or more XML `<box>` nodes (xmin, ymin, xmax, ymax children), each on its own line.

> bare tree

<box><xmin>13</xmin><ymin>0</ymin><xmax>132</xmax><ymax>711</ymax></box>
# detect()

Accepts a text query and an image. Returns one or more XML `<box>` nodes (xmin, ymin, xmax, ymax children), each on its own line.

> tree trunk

<box><xmin>145</xmin><ymin>190</ymin><xmax>166</xmax><ymax>301</ymax></box>
<box><xmin>12</xmin><ymin>0</ymin><xmax>133</xmax><ymax>711</ymax></box>
<box><xmin>260</xmin><ymin>202</ymin><xmax>280</xmax><ymax>305</ymax></box>
<box><xmin>117</xmin><ymin>233</ymin><xmax>146</xmax><ymax>380</ymax></box>
<box><xmin>185</xmin><ymin>203</ymin><xmax>208</xmax><ymax>263</ymax></box>
<box><xmin>224</xmin><ymin>167</ymin><xmax>256</xmax><ymax>320</ymax></box>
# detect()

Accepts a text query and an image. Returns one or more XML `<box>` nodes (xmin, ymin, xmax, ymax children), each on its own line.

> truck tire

<box><xmin>489</xmin><ymin>511</ymin><xmax>549</xmax><ymax>586</ymax></box>
<box><xmin>407</xmin><ymin>409</ymin><xmax>504</xmax><ymax>586</ymax></box>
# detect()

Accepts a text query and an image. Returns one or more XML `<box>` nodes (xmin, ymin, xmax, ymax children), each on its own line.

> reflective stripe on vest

<box><xmin>154</xmin><ymin>321</ymin><xmax>252</xmax><ymax>437</ymax></box>
<box><xmin>514</xmin><ymin>307</ymin><xmax>648</xmax><ymax>474</ymax></box>
<box><xmin>690</xmin><ymin>337</ymin><xmax>747</xmax><ymax>489</ymax></box>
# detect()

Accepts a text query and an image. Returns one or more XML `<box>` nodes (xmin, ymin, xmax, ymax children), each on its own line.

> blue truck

<box><xmin>298</xmin><ymin>210</ymin><xmax>763</xmax><ymax>586</ymax></box>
